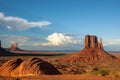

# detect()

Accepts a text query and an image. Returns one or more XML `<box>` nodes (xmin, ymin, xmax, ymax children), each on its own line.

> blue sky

<box><xmin>0</xmin><ymin>0</ymin><xmax>120</xmax><ymax>51</ymax></box>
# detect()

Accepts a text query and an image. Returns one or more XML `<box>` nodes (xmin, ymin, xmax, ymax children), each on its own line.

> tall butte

<box><xmin>84</xmin><ymin>35</ymin><xmax>103</xmax><ymax>49</ymax></box>
<box><xmin>60</xmin><ymin>35</ymin><xmax>119</xmax><ymax>64</ymax></box>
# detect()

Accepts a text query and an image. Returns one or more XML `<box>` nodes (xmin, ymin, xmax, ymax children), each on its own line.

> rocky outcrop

<box><xmin>0</xmin><ymin>40</ymin><xmax>13</xmax><ymax>56</ymax></box>
<box><xmin>0</xmin><ymin>58</ymin><xmax>61</xmax><ymax>77</ymax></box>
<box><xmin>9</xmin><ymin>43</ymin><xmax>23</xmax><ymax>51</ymax></box>
<box><xmin>10</xmin><ymin>43</ymin><xmax>18</xmax><ymax>51</ymax></box>
<box><xmin>84</xmin><ymin>35</ymin><xmax>90</xmax><ymax>48</ymax></box>
<box><xmin>0</xmin><ymin>58</ymin><xmax>23</xmax><ymax>77</ymax></box>
<box><xmin>98</xmin><ymin>38</ymin><xmax>103</xmax><ymax>49</ymax></box>
<box><xmin>84</xmin><ymin>35</ymin><xmax>102</xmax><ymax>49</ymax></box>
<box><xmin>59</xmin><ymin>35</ymin><xmax>119</xmax><ymax>64</ymax></box>
<box><xmin>52</xmin><ymin>35</ymin><xmax>119</xmax><ymax>74</ymax></box>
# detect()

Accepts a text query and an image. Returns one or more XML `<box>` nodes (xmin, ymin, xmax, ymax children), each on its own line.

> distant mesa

<box><xmin>0</xmin><ymin>41</ymin><xmax>23</xmax><ymax>56</ymax></box>
<box><xmin>0</xmin><ymin>40</ymin><xmax>13</xmax><ymax>56</ymax></box>
<box><xmin>8</xmin><ymin>43</ymin><xmax>23</xmax><ymax>52</ymax></box>
<box><xmin>0</xmin><ymin>58</ymin><xmax>61</xmax><ymax>77</ymax></box>
<box><xmin>60</xmin><ymin>35</ymin><xmax>119</xmax><ymax>64</ymax></box>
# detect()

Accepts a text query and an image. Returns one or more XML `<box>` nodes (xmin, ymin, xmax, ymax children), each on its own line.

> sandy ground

<box><xmin>0</xmin><ymin>52</ymin><xmax>120</xmax><ymax>80</ymax></box>
<box><xmin>0</xmin><ymin>74</ymin><xmax>120</xmax><ymax>80</ymax></box>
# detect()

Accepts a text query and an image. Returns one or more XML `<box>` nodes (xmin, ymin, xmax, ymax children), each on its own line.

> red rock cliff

<box><xmin>84</xmin><ymin>35</ymin><xmax>102</xmax><ymax>49</ymax></box>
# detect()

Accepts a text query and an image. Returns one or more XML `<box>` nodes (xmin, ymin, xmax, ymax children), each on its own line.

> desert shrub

<box><xmin>93</xmin><ymin>67</ymin><xmax>99</xmax><ymax>71</ymax></box>
<box><xmin>15</xmin><ymin>78</ymin><xmax>20</xmax><ymax>80</ymax></box>
<box><xmin>113</xmin><ymin>72</ymin><xmax>120</xmax><ymax>77</ymax></box>
<box><xmin>94</xmin><ymin>69</ymin><xmax>109</xmax><ymax>76</ymax></box>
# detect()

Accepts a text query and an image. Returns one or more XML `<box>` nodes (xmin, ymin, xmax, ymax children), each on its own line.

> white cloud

<box><xmin>33</xmin><ymin>43</ymin><xmax>41</xmax><ymax>46</ymax></box>
<box><xmin>7</xmin><ymin>26</ymin><xmax>12</xmax><ymax>30</ymax></box>
<box><xmin>103</xmin><ymin>39</ymin><xmax>120</xmax><ymax>46</ymax></box>
<box><xmin>0</xmin><ymin>35</ymin><xmax>41</xmax><ymax>44</ymax></box>
<box><xmin>42</xmin><ymin>33</ymin><xmax>81</xmax><ymax>46</ymax></box>
<box><xmin>6</xmin><ymin>36</ymin><xmax>29</xmax><ymax>44</ymax></box>
<box><xmin>0</xmin><ymin>12</ymin><xmax>51</xmax><ymax>31</ymax></box>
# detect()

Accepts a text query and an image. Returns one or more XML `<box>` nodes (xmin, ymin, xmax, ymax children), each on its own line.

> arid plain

<box><xmin>1</xmin><ymin>35</ymin><xmax>120</xmax><ymax>80</ymax></box>
<box><xmin>0</xmin><ymin>52</ymin><xmax>120</xmax><ymax>80</ymax></box>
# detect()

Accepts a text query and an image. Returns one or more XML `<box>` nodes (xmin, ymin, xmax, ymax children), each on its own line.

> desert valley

<box><xmin>0</xmin><ymin>35</ymin><xmax>120</xmax><ymax>80</ymax></box>
<box><xmin>0</xmin><ymin>0</ymin><xmax>120</xmax><ymax>80</ymax></box>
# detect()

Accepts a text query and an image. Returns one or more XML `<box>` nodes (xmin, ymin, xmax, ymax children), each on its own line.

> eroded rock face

<box><xmin>9</xmin><ymin>43</ymin><xmax>23</xmax><ymax>52</ymax></box>
<box><xmin>58</xmin><ymin>35</ymin><xmax>118</xmax><ymax>65</ymax></box>
<box><xmin>0</xmin><ymin>58</ymin><xmax>61</xmax><ymax>77</ymax></box>
<box><xmin>90</xmin><ymin>36</ymin><xmax>98</xmax><ymax>48</ymax></box>
<box><xmin>84</xmin><ymin>35</ymin><xmax>90</xmax><ymax>48</ymax></box>
<box><xmin>17</xmin><ymin>58</ymin><xmax>61</xmax><ymax>77</ymax></box>
<box><xmin>0</xmin><ymin>58</ymin><xmax>23</xmax><ymax>77</ymax></box>
<box><xmin>98</xmin><ymin>38</ymin><xmax>103</xmax><ymax>49</ymax></box>
<box><xmin>9</xmin><ymin>43</ymin><xmax>19</xmax><ymax>51</ymax></box>
<box><xmin>84</xmin><ymin>35</ymin><xmax>102</xmax><ymax>49</ymax></box>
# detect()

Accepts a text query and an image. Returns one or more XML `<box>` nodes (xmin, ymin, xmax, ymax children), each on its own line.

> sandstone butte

<box><xmin>59</xmin><ymin>35</ymin><xmax>119</xmax><ymax>64</ymax></box>
<box><xmin>0</xmin><ymin>41</ymin><xmax>21</xmax><ymax>56</ymax></box>
<box><xmin>0</xmin><ymin>58</ymin><xmax>61</xmax><ymax>77</ymax></box>
<box><xmin>9</xmin><ymin>43</ymin><xmax>23</xmax><ymax>52</ymax></box>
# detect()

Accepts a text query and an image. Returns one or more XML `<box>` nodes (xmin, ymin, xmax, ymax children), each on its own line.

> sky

<box><xmin>0</xmin><ymin>0</ymin><xmax>120</xmax><ymax>51</ymax></box>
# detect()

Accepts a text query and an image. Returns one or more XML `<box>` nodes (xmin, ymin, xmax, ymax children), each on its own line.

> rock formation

<box><xmin>9</xmin><ymin>43</ymin><xmax>22</xmax><ymax>51</ymax></box>
<box><xmin>98</xmin><ymin>38</ymin><xmax>103</xmax><ymax>49</ymax></box>
<box><xmin>0</xmin><ymin>40</ymin><xmax>13</xmax><ymax>56</ymax></box>
<box><xmin>84</xmin><ymin>35</ymin><xmax>102</xmax><ymax>49</ymax></box>
<box><xmin>0</xmin><ymin>58</ymin><xmax>23</xmax><ymax>77</ymax></box>
<box><xmin>84</xmin><ymin>35</ymin><xmax>90</xmax><ymax>48</ymax></box>
<box><xmin>59</xmin><ymin>35</ymin><xmax>119</xmax><ymax>64</ymax></box>
<box><xmin>0</xmin><ymin>58</ymin><xmax>61</xmax><ymax>77</ymax></box>
<box><xmin>11</xmin><ymin>43</ymin><xmax>18</xmax><ymax>51</ymax></box>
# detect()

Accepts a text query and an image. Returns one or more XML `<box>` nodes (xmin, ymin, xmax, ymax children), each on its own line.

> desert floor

<box><xmin>0</xmin><ymin>51</ymin><xmax>120</xmax><ymax>80</ymax></box>
<box><xmin>0</xmin><ymin>74</ymin><xmax>120</xmax><ymax>80</ymax></box>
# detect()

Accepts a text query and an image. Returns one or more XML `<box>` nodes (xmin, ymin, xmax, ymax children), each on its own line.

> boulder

<box><xmin>0</xmin><ymin>58</ymin><xmax>23</xmax><ymax>77</ymax></box>
<box><xmin>0</xmin><ymin>58</ymin><xmax>61</xmax><ymax>77</ymax></box>
<box><xmin>15</xmin><ymin>58</ymin><xmax>61</xmax><ymax>77</ymax></box>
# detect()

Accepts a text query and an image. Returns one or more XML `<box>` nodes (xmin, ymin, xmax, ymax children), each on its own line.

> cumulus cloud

<box><xmin>42</xmin><ymin>33</ymin><xmax>81</xmax><ymax>46</ymax></box>
<box><xmin>0</xmin><ymin>12</ymin><xmax>51</xmax><ymax>31</ymax></box>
